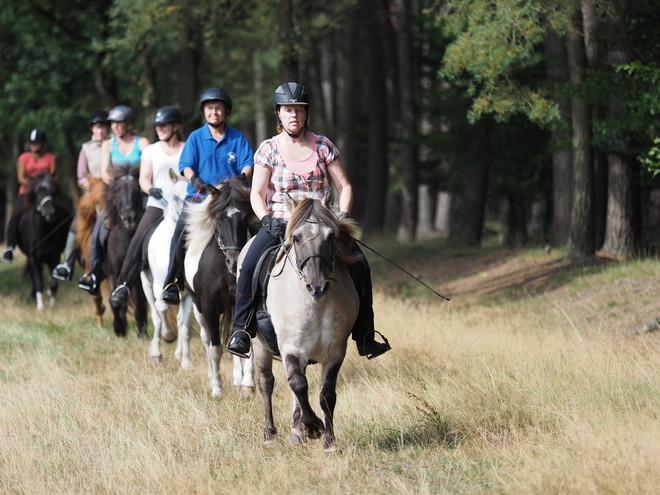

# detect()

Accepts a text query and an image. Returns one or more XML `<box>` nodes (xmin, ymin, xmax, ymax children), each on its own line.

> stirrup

<box><xmin>162</xmin><ymin>282</ymin><xmax>181</xmax><ymax>305</ymax></box>
<box><xmin>110</xmin><ymin>283</ymin><xmax>130</xmax><ymax>306</ymax></box>
<box><xmin>52</xmin><ymin>263</ymin><xmax>72</xmax><ymax>281</ymax></box>
<box><xmin>78</xmin><ymin>272</ymin><xmax>98</xmax><ymax>292</ymax></box>
<box><xmin>226</xmin><ymin>329</ymin><xmax>252</xmax><ymax>359</ymax></box>
<box><xmin>359</xmin><ymin>330</ymin><xmax>391</xmax><ymax>360</ymax></box>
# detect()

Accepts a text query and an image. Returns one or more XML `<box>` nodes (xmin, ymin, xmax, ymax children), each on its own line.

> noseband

<box><xmin>290</xmin><ymin>231</ymin><xmax>335</xmax><ymax>281</ymax></box>
<box><xmin>36</xmin><ymin>194</ymin><xmax>53</xmax><ymax>216</ymax></box>
<box><xmin>214</xmin><ymin>227</ymin><xmax>245</xmax><ymax>256</ymax></box>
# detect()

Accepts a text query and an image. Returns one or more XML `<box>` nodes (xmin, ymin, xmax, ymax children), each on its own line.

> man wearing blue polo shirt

<box><xmin>162</xmin><ymin>87</ymin><xmax>253</xmax><ymax>305</ymax></box>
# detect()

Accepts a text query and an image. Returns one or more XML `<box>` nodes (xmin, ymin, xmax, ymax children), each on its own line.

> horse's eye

<box><xmin>293</xmin><ymin>235</ymin><xmax>301</xmax><ymax>244</ymax></box>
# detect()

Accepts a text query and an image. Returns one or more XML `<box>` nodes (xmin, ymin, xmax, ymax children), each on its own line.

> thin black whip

<box><xmin>356</xmin><ymin>239</ymin><xmax>450</xmax><ymax>301</ymax></box>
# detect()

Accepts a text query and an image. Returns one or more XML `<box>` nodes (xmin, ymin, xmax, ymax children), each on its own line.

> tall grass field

<box><xmin>2</xmin><ymin>242</ymin><xmax>660</xmax><ymax>494</ymax></box>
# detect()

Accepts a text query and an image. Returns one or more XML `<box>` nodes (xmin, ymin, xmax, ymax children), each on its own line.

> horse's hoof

<box><xmin>289</xmin><ymin>430</ymin><xmax>306</xmax><ymax>445</ymax></box>
<box><xmin>324</xmin><ymin>446</ymin><xmax>339</xmax><ymax>456</ymax></box>
<box><xmin>150</xmin><ymin>356</ymin><xmax>162</xmax><ymax>365</ymax></box>
<box><xmin>211</xmin><ymin>387</ymin><xmax>222</xmax><ymax>398</ymax></box>
<box><xmin>179</xmin><ymin>359</ymin><xmax>191</xmax><ymax>370</ymax></box>
<box><xmin>240</xmin><ymin>386</ymin><xmax>254</xmax><ymax>398</ymax></box>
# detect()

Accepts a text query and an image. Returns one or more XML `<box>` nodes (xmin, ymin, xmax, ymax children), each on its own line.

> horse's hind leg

<box><xmin>27</xmin><ymin>258</ymin><xmax>45</xmax><ymax>311</ymax></box>
<box><xmin>175</xmin><ymin>295</ymin><xmax>193</xmax><ymax>369</ymax></box>
<box><xmin>253</xmin><ymin>338</ymin><xmax>277</xmax><ymax>443</ymax></box>
<box><xmin>111</xmin><ymin>300</ymin><xmax>128</xmax><ymax>337</ymax></box>
<box><xmin>48</xmin><ymin>259</ymin><xmax>59</xmax><ymax>307</ymax></box>
<box><xmin>133</xmin><ymin>283</ymin><xmax>149</xmax><ymax>339</ymax></box>
<box><xmin>320</xmin><ymin>358</ymin><xmax>345</xmax><ymax>452</ymax></box>
<box><xmin>92</xmin><ymin>294</ymin><xmax>105</xmax><ymax>327</ymax></box>
<box><xmin>284</xmin><ymin>354</ymin><xmax>324</xmax><ymax>443</ymax></box>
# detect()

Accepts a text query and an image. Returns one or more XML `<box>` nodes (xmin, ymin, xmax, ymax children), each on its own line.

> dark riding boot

<box><xmin>110</xmin><ymin>283</ymin><xmax>130</xmax><ymax>306</ymax></box>
<box><xmin>349</xmin><ymin>247</ymin><xmax>391</xmax><ymax>360</ymax></box>
<box><xmin>162</xmin><ymin>213</ymin><xmax>186</xmax><ymax>306</ymax></box>
<box><xmin>53</xmin><ymin>230</ymin><xmax>78</xmax><ymax>281</ymax></box>
<box><xmin>79</xmin><ymin>215</ymin><xmax>109</xmax><ymax>296</ymax></box>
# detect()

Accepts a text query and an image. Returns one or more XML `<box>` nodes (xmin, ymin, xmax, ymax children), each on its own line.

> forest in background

<box><xmin>1</xmin><ymin>0</ymin><xmax>660</xmax><ymax>257</ymax></box>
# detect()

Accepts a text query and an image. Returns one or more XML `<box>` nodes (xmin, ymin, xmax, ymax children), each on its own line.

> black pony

<box><xmin>17</xmin><ymin>171</ymin><xmax>73</xmax><ymax>310</ymax></box>
<box><xmin>104</xmin><ymin>166</ymin><xmax>148</xmax><ymax>337</ymax></box>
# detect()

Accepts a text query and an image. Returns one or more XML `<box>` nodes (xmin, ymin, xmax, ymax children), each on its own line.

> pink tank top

<box><xmin>18</xmin><ymin>152</ymin><xmax>56</xmax><ymax>194</ymax></box>
<box><xmin>274</xmin><ymin>140</ymin><xmax>318</xmax><ymax>175</ymax></box>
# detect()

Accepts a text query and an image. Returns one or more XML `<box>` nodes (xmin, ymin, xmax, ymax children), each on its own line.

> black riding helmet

<box><xmin>273</xmin><ymin>82</ymin><xmax>310</xmax><ymax>137</ymax></box>
<box><xmin>28</xmin><ymin>129</ymin><xmax>47</xmax><ymax>143</ymax></box>
<box><xmin>108</xmin><ymin>105</ymin><xmax>135</xmax><ymax>123</ymax></box>
<box><xmin>198</xmin><ymin>87</ymin><xmax>233</xmax><ymax>115</ymax></box>
<box><xmin>88</xmin><ymin>109</ymin><xmax>109</xmax><ymax>127</ymax></box>
<box><xmin>151</xmin><ymin>106</ymin><xmax>183</xmax><ymax>125</ymax></box>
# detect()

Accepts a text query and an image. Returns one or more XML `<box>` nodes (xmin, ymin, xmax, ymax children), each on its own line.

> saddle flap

<box><xmin>251</xmin><ymin>244</ymin><xmax>280</xmax><ymax>301</ymax></box>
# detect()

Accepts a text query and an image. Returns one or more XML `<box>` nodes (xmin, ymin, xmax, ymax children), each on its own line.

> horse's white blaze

<box><xmin>36</xmin><ymin>292</ymin><xmax>44</xmax><ymax>311</ymax></box>
<box><xmin>227</xmin><ymin>205</ymin><xmax>240</xmax><ymax>217</ymax></box>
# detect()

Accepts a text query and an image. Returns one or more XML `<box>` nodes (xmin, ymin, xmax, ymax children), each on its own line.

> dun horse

<box><xmin>242</xmin><ymin>194</ymin><xmax>359</xmax><ymax>452</ymax></box>
<box><xmin>17</xmin><ymin>172</ymin><xmax>73</xmax><ymax>310</ymax></box>
<box><xmin>184</xmin><ymin>176</ymin><xmax>257</xmax><ymax>397</ymax></box>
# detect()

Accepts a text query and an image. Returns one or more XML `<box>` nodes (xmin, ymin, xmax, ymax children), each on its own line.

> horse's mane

<box><xmin>285</xmin><ymin>198</ymin><xmax>358</xmax><ymax>265</ymax></box>
<box><xmin>186</xmin><ymin>176</ymin><xmax>253</xmax><ymax>258</ymax></box>
<box><xmin>106</xmin><ymin>166</ymin><xmax>140</xmax><ymax>227</ymax></box>
<box><xmin>75</xmin><ymin>176</ymin><xmax>106</xmax><ymax>262</ymax></box>
<box><xmin>24</xmin><ymin>171</ymin><xmax>60</xmax><ymax>208</ymax></box>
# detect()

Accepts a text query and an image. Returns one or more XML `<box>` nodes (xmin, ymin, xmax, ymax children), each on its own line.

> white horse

<box><xmin>241</xmin><ymin>194</ymin><xmax>359</xmax><ymax>452</ymax></box>
<box><xmin>142</xmin><ymin>171</ymin><xmax>194</xmax><ymax>367</ymax></box>
<box><xmin>183</xmin><ymin>177</ymin><xmax>256</xmax><ymax>397</ymax></box>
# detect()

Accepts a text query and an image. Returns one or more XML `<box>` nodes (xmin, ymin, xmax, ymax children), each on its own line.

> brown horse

<box><xmin>76</xmin><ymin>176</ymin><xmax>107</xmax><ymax>325</ymax></box>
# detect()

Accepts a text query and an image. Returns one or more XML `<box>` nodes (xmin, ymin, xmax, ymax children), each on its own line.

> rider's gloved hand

<box><xmin>337</xmin><ymin>211</ymin><xmax>350</xmax><ymax>220</ymax></box>
<box><xmin>149</xmin><ymin>187</ymin><xmax>163</xmax><ymax>199</ymax></box>
<box><xmin>237</xmin><ymin>173</ymin><xmax>247</xmax><ymax>182</ymax></box>
<box><xmin>261</xmin><ymin>215</ymin><xmax>287</xmax><ymax>238</ymax></box>
<box><xmin>190</xmin><ymin>174</ymin><xmax>206</xmax><ymax>193</ymax></box>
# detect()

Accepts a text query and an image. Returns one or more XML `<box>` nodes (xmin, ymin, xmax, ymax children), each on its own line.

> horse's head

<box><xmin>165</xmin><ymin>169</ymin><xmax>188</xmax><ymax>223</ymax></box>
<box><xmin>108</xmin><ymin>166</ymin><xmax>143</xmax><ymax>231</ymax></box>
<box><xmin>284</xmin><ymin>194</ymin><xmax>357</xmax><ymax>301</ymax></box>
<box><xmin>25</xmin><ymin>171</ymin><xmax>60</xmax><ymax>223</ymax></box>
<box><xmin>206</xmin><ymin>176</ymin><xmax>256</xmax><ymax>275</ymax></box>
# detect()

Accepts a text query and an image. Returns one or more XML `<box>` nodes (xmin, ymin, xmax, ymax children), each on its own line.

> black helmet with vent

<box><xmin>88</xmin><ymin>110</ymin><xmax>109</xmax><ymax>127</ymax></box>
<box><xmin>272</xmin><ymin>82</ymin><xmax>310</xmax><ymax>112</ymax></box>
<box><xmin>28</xmin><ymin>129</ymin><xmax>47</xmax><ymax>143</ymax></box>
<box><xmin>198</xmin><ymin>87</ymin><xmax>233</xmax><ymax>115</ymax></box>
<box><xmin>151</xmin><ymin>106</ymin><xmax>183</xmax><ymax>125</ymax></box>
<box><xmin>108</xmin><ymin>105</ymin><xmax>135</xmax><ymax>123</ymax></box>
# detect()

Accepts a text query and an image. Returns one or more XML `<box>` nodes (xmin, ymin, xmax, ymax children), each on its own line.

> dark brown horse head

<box><xmin>24</xmin><ymin>171</ymin><xmax>61</xmax><ymax>223</ymax></box>
<box><xmin>107</xmin><ymin>166</ymin><xmax>143</xmax><ymax>231</ymax></box>
<box><xmin>205</xmin><ymin>176</ymin><xmax>257</xmax><ymax>275</ymax></box>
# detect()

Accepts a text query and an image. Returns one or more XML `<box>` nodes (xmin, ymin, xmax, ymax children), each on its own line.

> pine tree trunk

<box><xmin>360</xmin><ymin>0</ymin><xmax>389</xmax><ymax>237</ymax></box>
<box><xmin>566</xmin><ymin>9</ymin><xmax>594</xmax><ymax>258</ymax></box>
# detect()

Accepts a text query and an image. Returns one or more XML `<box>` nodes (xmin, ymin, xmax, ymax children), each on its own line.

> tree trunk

<box><xmin>601</xmin><ymin>0</ymin><xmax>637</xmax><ymax>257</ymax></box>
<box><xmin>582</xmin><ymin>0</ymin><xmax>608</xmax><ymax>250</ymax></box>
<box><xmin>360</xmin><ymin>0</ymin><xmax>389</xmax><ymax>237</ymax></box>
<box><xmin>178</xmin><ymin>26</ymin><xmax>201</xmax><ymax>139</ymax></box>
<box><xmin>253</xmin><ymin>57</ymin><xmax>268</xmax><ymax>145</ymax></box>
<box><xmin>393</xmin><ymin>0</ymin><xmax>418</xmax><ymax>243</ymax></box>
<box><xmin>566</xmin><ymin>9</ymin><xmax>594</xmax><ymax>258</ymax></box>
<box><xmin>139</xmin><ymin>52</ymin><xmax>158</xmax><ymax>143</ymax></box>
<box><xmin>279</xmin><ymin>0</ymin><xmax>298</xmax><ymax>82</ymax></box>
<box><xmin>335</xmin><ymin>25</ymin><xmax>359</xmax><ymax>214</ymax></box>
<box><xmin>544</xmin><ymin>30</ymin><xmax>573</xmax><ymax>247</ymax></box>
<box><xmin>449</xmin><ymin>119</ymin><xmax>490</xmax><ymax>247</ymax></box>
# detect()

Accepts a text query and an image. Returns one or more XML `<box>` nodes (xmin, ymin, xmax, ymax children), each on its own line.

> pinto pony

<box><xmin>17</xmin><ymin>172</ymin><xmax>73</xmax><ymax>310</ymax></box>
<box><xmin>183</xmin><ymin>176</ymin><xmax>257</xmax><ymax>397</ymax></box>
<box><xmin>242</xmin><ymin>194</ymin><xmax>359</xmax><ymax>452</ymax></box>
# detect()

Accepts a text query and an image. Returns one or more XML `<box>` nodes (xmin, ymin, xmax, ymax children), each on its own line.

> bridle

<box><xmin>214</xmin><ymin>226</ymin><xmax>245</xmax><ymax>257</ymax></box>
<box><xmin>288</xmin><ymin>222</ymin><xmax>335</xmax><ymax>281</ymax></box>
<box><xmin>114</xmin><ymin>174</ymin><xmax>141</xmax><ymax>229</ymax></box>
<box><xmin>36</xmin><ymin>194</ymin><xmax>53</xmax><ymax>217</ymax></box>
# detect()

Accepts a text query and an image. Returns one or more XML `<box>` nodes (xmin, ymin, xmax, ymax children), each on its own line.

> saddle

<box><xmin>248</xmin><ymin>243</ymin><xmax>282</xmax><ymax>356</ymax></box>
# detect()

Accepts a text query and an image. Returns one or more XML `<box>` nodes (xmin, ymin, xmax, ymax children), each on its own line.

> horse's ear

<box><xmin>207</xmin><ymin>183</ymin><xmax>220</xmax><ymax>196</ymax></box>
<box><xmin>284</xmin><ymin>192</ymin><xmax>298</xmax><ymax>213</ymax></box>
<box><xmin>169</xmin><ymin>169</ymin><xmax>178</xmax><ymax>183</ymax></box>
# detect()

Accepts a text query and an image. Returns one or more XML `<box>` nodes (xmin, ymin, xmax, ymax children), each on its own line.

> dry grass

<box><xmin>2</xmin><ymin>247</ymin><xmax>660</xmax><ymax>494</ymax></box>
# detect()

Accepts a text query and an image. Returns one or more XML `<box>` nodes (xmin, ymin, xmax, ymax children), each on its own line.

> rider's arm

<box><xmin>138</xmin><ymin>136</ymin><xmax>150</xmax><ymax>152</ymax></box>
<box><xmin>77</xmin><ymin>148</ymin><xmax>90</xmax><ymax>189</ymax></box>
<box><xmin>327</xmin><ymin>157</ymin><xmax>353</xmax><ymax>214</ymax></box>
<box><xmin>250</xmin><ymin>164</ymin><xmax>270</xmax><ymax>220</ymax></box>
<box><xmin>139</xmin><ymin>156</ymin><xmax>154</xmax><ymax>195</ymax></box>
<box><xmin>100</xmin><ymin>139</ymin><xmax>112</xmax><ymax>184</ymax></box>
<box><xmin>49</xmin><ymin>157</ymin><xmax>57</xmax><ymax>178</ymax></box>
<box><xmin>16</xmin><ymin>156</ymin><xmax>28</xmax><ymax>186</ymax></box>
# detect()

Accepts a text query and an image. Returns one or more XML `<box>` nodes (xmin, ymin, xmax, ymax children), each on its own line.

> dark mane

<box><xmin>24</xmin><ymin>171</ymin><xmax>61</xmax><ymax>208</ymax></box>
<box><xmin>208</xmin><ymin>176</ymin><xmax>252</xmax><ymax>222</ymax></box>
<box><xmin>106</xmin><ymin>166</ymin><xmax>140</xmax><ymax>225</ymax></box>
<box><xmin>286</xmin><ymin>198</ymin><xmax>358</xmax><ymax>264</ymax></box>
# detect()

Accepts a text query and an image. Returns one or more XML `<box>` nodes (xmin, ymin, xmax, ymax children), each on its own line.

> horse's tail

<box><xmin>219</xmin><ymin>303</ymin><xmax>234</xmax><ymax>348</ymax></box>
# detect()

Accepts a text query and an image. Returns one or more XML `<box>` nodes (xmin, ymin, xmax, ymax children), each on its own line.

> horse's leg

<box><xmin>320</xmin><ymin>357</ymin><xmax>345</xmax><ymax>452</ymax></box>
<box><xmin>27</xmin><ymin>256</ymin><xmax>45</xmax><ymax>311</ymax></box>
<box><xmin>195</xmin><ymin>307</ymin><xmax>222</xmax><ymax>397</ymax></box>
<box><xmin>283</xmin><ymin>354</ymin><xmax>324</xmax><ymax>443</ymax></box>
<box><xmin>142</xmin><ymin>273</ymin><xmax>164</xmax><ymax>363</ymax></box>
<box><xmin>110</xmin><ymin>284</ymin><xmax>128</xmax><ymax>337</ymax></box>
<box><xmin>92</xmin><ymin>294</ymin><xmax>105</xmax><ymax>327</ymax></box>
<box><xmin>175</xmin><ymin>295</ymin><xmax>193</xmax><ymax>369</ymax></box>
<box><xmin>133</xmin><ymin>282</ymin><xmax>149</xmax><ymax>339</ymax></box>
<box><xmin>237</xmin><ymin>353</ymin><xmax>255</xmax><ymax>397</ymax></box>
<box><xmin>253</xmin><ymin>338</ymin><xmax>277</xmax><ymax>443</ymax></box>
<box><xmin>203</xmin><ymin>305</ymin><xmax>224</xmax><ymax>397</ymax></box>
<box><xmin>47</xmin><ymin>257</ymin><xmax>59</xmax><ymax>307</ymax></box>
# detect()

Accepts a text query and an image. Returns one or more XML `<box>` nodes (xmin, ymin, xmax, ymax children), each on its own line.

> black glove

<box><xmin>190</xmin><ymin>174</ymin><xmax>206</xmax><ymax>193</ymax></box>
<box><xmin>261</xmin><ymin>215</ymin><xmax>287</xmax><ymax>238</ymax></box>
<box><xmin>337</xmin><ymin>211</ymin><xmax>350</xmax><ymax>220</ymax></box>
<box><xmin>237</xmin><ymin>173</ymin><xmax>246</xmax><ymax>182</ymax></box>
<box><xmin>148</xmin><ymin>187</ymin><xmax>163</xmax><ymax>199</ymax></box>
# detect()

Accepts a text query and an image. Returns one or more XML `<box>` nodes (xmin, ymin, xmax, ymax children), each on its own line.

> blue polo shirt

<box><xmin>179</xmin><ymin>124</ymin><xmax>254</xmax><ymax>199</ymax></box>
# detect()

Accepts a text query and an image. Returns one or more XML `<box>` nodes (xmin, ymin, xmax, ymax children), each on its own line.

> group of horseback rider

<box><xmin>2</xmin><ymin>83</ymin><xmax>391</xmax><ymax>361</ymax></box>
